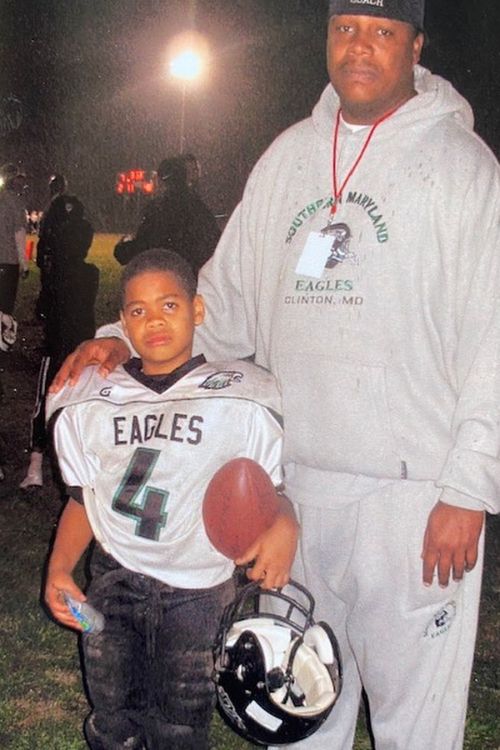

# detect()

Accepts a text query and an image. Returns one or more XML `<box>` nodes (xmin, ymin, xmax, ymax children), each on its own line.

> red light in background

<box><xmin>115</xmin><ymin>169</ymin><xmax>156</xmax><ymax>196</ymax></box>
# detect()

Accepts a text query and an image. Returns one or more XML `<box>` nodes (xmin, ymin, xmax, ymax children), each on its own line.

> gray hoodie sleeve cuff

<box><xmin>438</xmin><ymin>488</ymin><xmax>487</xmax><ymax>513</ymax></box>
<box><xmin>437</xmin><ymin>447</ymin><xmax>500</xmax><ymax>514</ymax></box>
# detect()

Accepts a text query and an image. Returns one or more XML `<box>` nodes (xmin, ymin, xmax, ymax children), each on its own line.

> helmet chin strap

<box><xmin>280</xmin><ymin>636</ymin><xmax>306</xmax><ymax>706</ymax></box>
<box><xmin>265</xmin><ymin>635</ymin><xmax>306</xmax><ymax>702</ymax></box>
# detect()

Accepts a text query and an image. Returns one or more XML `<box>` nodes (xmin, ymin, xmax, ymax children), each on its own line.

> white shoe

<box><xmin>19</xmin><ymin>452</ymin><xmax>43</xmax><ymax>489</ymax></box>
<box><xmin>19</xmin><ymin>471</ymin><xmax>43</xmax><ymax>489</ymax></box>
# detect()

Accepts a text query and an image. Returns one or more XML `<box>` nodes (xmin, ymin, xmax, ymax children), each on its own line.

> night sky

<box><xmin>1</xmin><ymin>0</ymin><xmax>499</xmax><ymax>228</ymax></box>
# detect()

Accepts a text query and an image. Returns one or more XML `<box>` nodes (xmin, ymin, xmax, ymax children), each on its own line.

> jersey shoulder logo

<box><xmin>99</xmin><ymin>386</ymin><xmax>112</xmax><ymax>397</ymax></box>
<box><xmin>199</xmin><ymin>371</ymin><xmax>243</xmax><ymax>390</ymax></box>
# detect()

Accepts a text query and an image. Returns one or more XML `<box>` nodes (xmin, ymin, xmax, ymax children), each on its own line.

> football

<box><xmin>202</xmin><ymin>457</ymin><xmax>280</xmax><ymax>560</ymax></box>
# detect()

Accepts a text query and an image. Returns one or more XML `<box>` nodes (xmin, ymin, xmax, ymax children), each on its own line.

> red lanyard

<box><xmin>331</xmin><ymin>105</ymin><xmax>399</xmax><ymax>216</ymax></box>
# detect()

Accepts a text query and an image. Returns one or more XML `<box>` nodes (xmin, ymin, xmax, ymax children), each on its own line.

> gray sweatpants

<box><xmin>275</xmin><ymin>470</ymin><xmax>483</xmax><ymax>750</ymax></box>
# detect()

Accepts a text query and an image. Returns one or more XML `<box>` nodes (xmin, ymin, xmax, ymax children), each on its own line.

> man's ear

<box><xmin>413</xmin><ymin>32</ymin><xmax>424</xmax><ymax>65</ymax></box>
<box><xmin>193</xmin><ymin>294</ymin><xmax>205</xmax><ymax>326</ymax></box>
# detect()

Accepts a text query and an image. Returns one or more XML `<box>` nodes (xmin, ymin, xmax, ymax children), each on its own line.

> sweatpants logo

<box><xmin>424</xmin><ymin>601</ymin><xmax>457</xmax><ymax>640</ymax></box>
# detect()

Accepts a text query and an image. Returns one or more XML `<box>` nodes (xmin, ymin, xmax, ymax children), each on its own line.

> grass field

<box><xmin>0</xmin><ymin>234</ymin><xmax>498</xmax><ymax>749</ymax></box>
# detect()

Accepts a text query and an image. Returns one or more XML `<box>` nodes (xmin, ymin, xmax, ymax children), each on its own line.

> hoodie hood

<box><xmin>312</xmin><ymin>65</ymin><xmax>474</xmax><ymax>141</ymax></box>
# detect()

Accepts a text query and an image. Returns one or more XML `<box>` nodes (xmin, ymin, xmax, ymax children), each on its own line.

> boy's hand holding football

<box><xmin>235</xmin><ymin>502</ymin><xmax>299</xmax><ymax>589</ymax></box>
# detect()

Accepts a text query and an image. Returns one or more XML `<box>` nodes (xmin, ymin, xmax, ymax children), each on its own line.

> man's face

<box><xmin>327</xmin><ymin>15</ymin><xmax>424</xmax><ymax>124</ymax></box>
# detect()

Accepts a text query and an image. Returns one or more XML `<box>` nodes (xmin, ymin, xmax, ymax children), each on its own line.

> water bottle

<box><xmin>64</xmin><ymin>593</ymin><xmax>105</xmax><ymax>634</ymax></box>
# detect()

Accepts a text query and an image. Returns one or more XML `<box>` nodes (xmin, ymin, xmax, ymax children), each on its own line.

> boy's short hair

<box><xmin>120</xmin><ymin>248</ymin><xmax>198</xmax><ymax>308</ymax></box>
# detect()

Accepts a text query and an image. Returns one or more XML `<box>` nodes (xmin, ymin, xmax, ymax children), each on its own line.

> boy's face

<box><xmin>120</xmin><ymin>269</ymin><xmax>205</xmax><ymax>376</ymax></box>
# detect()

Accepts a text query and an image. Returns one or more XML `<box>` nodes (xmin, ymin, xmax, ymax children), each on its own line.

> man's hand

<box><xmin>49</xmin><ymin>337</ymin><xmax>131</xmax><ymax>392</ymax></box>
<box><xmin>422</xmin><ymin>501</ymin><xmax>484</xmax><ymax>587</ymax></box>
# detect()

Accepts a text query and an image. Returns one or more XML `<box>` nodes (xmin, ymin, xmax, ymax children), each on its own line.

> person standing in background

<box><xmin>0</xmin><ymin>163</ymin><xmax>28</xmax><ymax>315</ymax></box>
<box><xmin>0</xmin><ymin>163</ymin><xmax>27</xmax><ymax>482</ymax></box>
<box><xmin>20</xmin><ymin>195</ymin><xmax>98</xmax><ymax>489</ymax></box>
<box><xmin>113</xmin><ymin>155</ymin><xmax>220</xmax><ymax>277</ymax></box>
<box><xmin>35</xmin><ymin>173</ymin><xmax>68</xmax><ymax>321</ymax></box>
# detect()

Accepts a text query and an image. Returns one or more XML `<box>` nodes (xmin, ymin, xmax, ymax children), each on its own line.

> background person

<box><xmin>113</xmin><ymin>155</ymin><xmax>220</xmax><ymax>277</ymax></box>
<box><xmin>35</xmin><ymin>172</ymin><xmax>68</xmax><ymax>321</ymax></box>
<box><xmin>20</xmin><ymin>195</ymin><xmax>97</xmax><ymax>489</ymax></box>
<box><xmin>0</xmin><ymin>163</ymin><xmax>28</xmax><ymax>315</ymax></box>
<box><xmin>0</xmin><ymin>163</ymin><xmax>28</xmax><ymax>482</ymax></box>
<box><xmin>50</xmin><ymin>1</ymin><xmax>500</xmax><ymax>747</ymax></box>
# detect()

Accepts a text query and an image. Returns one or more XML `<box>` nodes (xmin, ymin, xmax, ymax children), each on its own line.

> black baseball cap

<box><xmin>329</xmin><ymin>0</ymin><xmax>425</xmax><ymax>32</ymax></box>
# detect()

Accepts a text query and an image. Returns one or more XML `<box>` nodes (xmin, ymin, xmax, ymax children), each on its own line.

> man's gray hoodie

<box><xmin>195</xmin><ymin>66</ymin><xmax>500</xmax><ymax>514</ymax></box>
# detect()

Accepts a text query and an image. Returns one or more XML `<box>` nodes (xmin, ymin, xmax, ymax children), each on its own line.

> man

<box><xmin>20</xmin><ymin>194</ymin><xmax>97</xmax><ymax>490</ymax></box>
<box><xmin>0</xmin><ymin>163</ymin><xmax>27</xmax><ymax>315</ymax></box>
<box><xmin>113</xmin><ymin>155</ymin><xmax>220</xmax><ymax>276</ymax></box>
<box><xmin>35</xmin><ymin>173</ymin><xmax>68</xmax><ymax>320</ymax></box>
<box><xmin>52</xmin><ymin>2</ymin><xmax>500</xmax><ymax>748</ymax></box>
<box><xmin>0</xmin><ymin>162</ymin><xmax>27</xmax><ymax>482</ymax></box>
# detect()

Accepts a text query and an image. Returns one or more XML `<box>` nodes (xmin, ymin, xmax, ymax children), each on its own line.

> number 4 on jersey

<box><xmin>112</xmin><ymin>447</ymin><xmax>168</xmax><ymax>541</ymax></box>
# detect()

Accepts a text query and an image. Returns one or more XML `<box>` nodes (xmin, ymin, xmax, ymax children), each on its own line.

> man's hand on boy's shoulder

<box><xmin>49</xmin><ymin>337</ymin><xmax>131</xmax><ymax>392</ymax></box>
<box><xmin>235</xmin><ymin>496</ymin><xmax>299</xmax><ymax>590</ymax></box>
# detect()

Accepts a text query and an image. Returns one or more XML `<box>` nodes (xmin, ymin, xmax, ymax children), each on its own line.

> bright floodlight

<box><xmin>170</xmin><ymin>50</ymin><xmax>203</xmax><ymax>81</ymax></box>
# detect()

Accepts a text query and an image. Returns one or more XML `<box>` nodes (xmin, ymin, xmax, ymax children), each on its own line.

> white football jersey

<box><xmin>47</xmin><ymin>358</ymin><xmax>283</xmax><ymax>588</ymax></box>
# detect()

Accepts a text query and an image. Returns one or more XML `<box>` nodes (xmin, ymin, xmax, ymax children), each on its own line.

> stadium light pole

<box><xmin>169</xmin><ymin>48</ymin><xmax>204</xmax><ymax>154</ymax></box>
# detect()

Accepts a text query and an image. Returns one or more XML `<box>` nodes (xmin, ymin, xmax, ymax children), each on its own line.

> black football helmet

<box><xmin>213</xmin><ymin>579</ymin><xmax>342</xmax><ymax>746</ymax></box>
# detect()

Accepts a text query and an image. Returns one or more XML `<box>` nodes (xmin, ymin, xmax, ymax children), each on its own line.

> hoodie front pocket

<box><xmin>278</xmin><ymin>352</ymin><xmax>403</xmax><ymax>479</ymax></box>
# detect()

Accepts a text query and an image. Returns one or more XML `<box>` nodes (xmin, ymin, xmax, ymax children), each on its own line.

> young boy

<box><xmin>44</xmin><ymin>248</ymin><xmax>298</xmax><ymax>750</ymax></box>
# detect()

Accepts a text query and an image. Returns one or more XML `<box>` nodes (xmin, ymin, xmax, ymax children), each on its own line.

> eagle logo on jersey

<box><xmin>200</xmin><ymin>371</ymin><xmax>243</xmax><ymax>390</ymax></box>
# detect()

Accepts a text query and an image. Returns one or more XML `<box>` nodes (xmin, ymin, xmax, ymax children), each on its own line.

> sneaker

<box><xmin>19</xmin><ymin>451</ymin><xmax>43</xmax><ymax>489</ymax></box>
<box><xmin>19</xmin><ymin>471</ymin><xmax>43</xmax><ymax>489</ymax></box>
